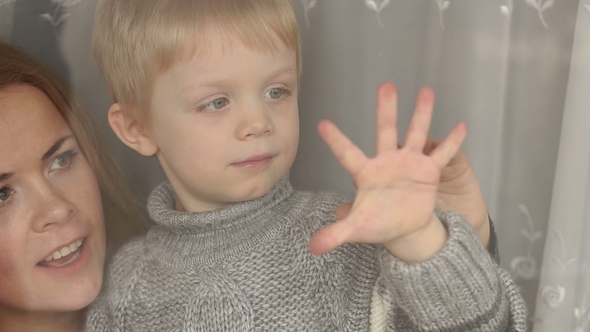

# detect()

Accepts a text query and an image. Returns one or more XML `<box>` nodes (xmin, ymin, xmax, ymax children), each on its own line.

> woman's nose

<box><xmin>31</xmin><ymin>183</ymin><xmax>76</xmax><ymax>233</ymax></box>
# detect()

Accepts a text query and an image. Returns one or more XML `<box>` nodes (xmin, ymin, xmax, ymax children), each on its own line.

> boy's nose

<box><xmin>31</xmin><ymin>183</ymin><xmax>76</xmax><ymax>233</ymax></box>
<box><xmin>236</xmin><ymin>106</ymin><xmax>274</xmax><ymax>140</ymax></box>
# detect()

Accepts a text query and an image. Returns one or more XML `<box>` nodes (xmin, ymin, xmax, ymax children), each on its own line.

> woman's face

<box><xmin>0</xmin><ymin>85</ymin><xmax>106</xmax><ymax>314</ymax></box>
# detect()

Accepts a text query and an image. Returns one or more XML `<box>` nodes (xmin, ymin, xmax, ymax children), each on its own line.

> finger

<box><xmin>425</xmin><ymin>137</ymin><xmax>465</xmax><ymax>164</ymax></box>
<box><xmin>425</xmin><ymin>138</ymin><xmax>465</xmax><ymax>167</ymax></box>
<box><xmin>446</xmin><ymin>145</ymin><xmax>466</xmax><ymax>167</ymax></box>
<box><xmin>375</xmin><ymin>82</ymin><xmax>398</xmax><ymax>154</ymax></box>
<box><xmin>309</xmin><ymin>220</ymin><xmax>355</xmax><ymax>255</ymax></box>
<box><xmin>334</xmin><ymin>203</ymin><xmax>352</xmax><ymax>220</ymax></box>
<box><xmin>318</xmin><ymin>120</ymin><xmax>368</xmax><ymax>176</ymax></box>
<box><xmin>403</xmin><ymin>87</ymin><xmax>435</xmax><ymax>150</ymax></box>
<box><xmin>430</xmin><ymin>122</ymin><xmax>468</xmax><ymax>169</ymax></box>
<box><xmin>423</xmin><ymin>136</ymin><xmax>437</xmax><ymax>155</ymax></box>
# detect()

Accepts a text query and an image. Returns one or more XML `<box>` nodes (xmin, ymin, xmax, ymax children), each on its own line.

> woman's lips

<box><xmin>231</xmin><ymin>154</ymin><xmax>274</xmax><ymax>169</ymax></box>
<box><xmin>38</xmin><ymin>238</ymin><xmax>84</xmax><ymax>268</ymax></box>
<box><xmin>36</xmin><ymin>237</ymin><xmax>93</xmax><ymax>278</ymax></box>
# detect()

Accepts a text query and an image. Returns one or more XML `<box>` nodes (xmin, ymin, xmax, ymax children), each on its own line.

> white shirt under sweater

<box><xmin>86</xmin><ymin>175</ymin><xmax>527</xmax><ymax>331</ymax></box>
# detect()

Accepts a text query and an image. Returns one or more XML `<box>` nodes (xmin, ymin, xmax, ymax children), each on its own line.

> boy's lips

<box><xmin>231</xmin><ymin>153</ymin><xmax>274</xmax><ymax>168</ymax></box>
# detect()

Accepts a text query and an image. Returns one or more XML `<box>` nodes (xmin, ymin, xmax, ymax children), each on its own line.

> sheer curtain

<box><xmin>534</xmin><ymin>3</ymin><xmax>590</xmax><ymax>330</ymax></box>
<box><xmin>291</xmin><ymin>1</ymin><xmax>578</xmax><ymax>327</ymax></box>
<box><xmin>291</xmin><ymin>1</ymin><xmax>579</xmax><ymax>329</ymax></box>
<box><xmin>0</xmin><ymin>0</ymin><xmax>586</xmax><ymax>329</ymax></box>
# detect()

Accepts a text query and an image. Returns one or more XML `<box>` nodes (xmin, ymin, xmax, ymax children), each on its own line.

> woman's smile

<box><xmin>36</xmin><ymin>237</ymin><xmax>96</xmax><ymax>279</ymax></box>
<box><xmin>39</xmin><ymin>238</ymin><xmax>85</xmax><ymax>268</ymax></box>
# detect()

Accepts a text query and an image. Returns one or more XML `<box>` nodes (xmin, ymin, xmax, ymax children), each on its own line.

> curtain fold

<box><xmin>534</xmin><ymin>3</ymin><xmax>590</xmax><ymax>329</ymax></box>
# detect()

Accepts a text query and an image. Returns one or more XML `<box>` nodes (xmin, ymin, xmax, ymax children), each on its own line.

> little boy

<box><xmin>87</xmin><ymin>0</ymin><xmax>526</xmax><ymax>330</ymax></box>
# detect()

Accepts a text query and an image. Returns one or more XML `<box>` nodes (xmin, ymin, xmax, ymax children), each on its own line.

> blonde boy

<box><xmin>87</xmin><ymin>0</ymin><xmax>526</xmax><ymax>330</ymax></box>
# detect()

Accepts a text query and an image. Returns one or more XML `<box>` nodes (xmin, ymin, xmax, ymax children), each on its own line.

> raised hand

<box><xmin>334</xmin><ymin>139</ymin><xmax>491</xmax><ymax>249</ymax></box>
<box><xmin>309</xmin><ymin>82</ymin><xmax>467</xmax><ymax>262</ymax></box>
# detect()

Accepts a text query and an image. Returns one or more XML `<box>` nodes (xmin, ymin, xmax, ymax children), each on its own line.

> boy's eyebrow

<box><xmin>183</xmin><ymin>67</ymin><xmax>298</xmax><ymax>95</ymax></box>
<box><xmin>258</xmin><ymin>67</ymin><xmax>298</xmax><ymax>84</ymax></box>
<box><xmin>41</xmin><ymin>135</ymin><xmax>74</xmax><ymax>161</ymax></box>
<box><xmin>272</xmin><ymin>68</ymin><xmax>297</xmax><ymax>78</ymax></box>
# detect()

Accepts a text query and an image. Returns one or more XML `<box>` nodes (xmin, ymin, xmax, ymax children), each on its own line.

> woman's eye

<box><xmin>49</xmin><ymin>150</ymin><xmax>78</xmax><ymax>171</ymax></box>
<box><xmin>200</xmin><ymin>98</ymin><xmax>229</xmax><ymax>111</ymax></box>
<box><xmin>0</xmin><ymin>186</ymin><xmax>14</xmax><ymax>203</ymax></box>
<box><xmin>264</xmin><ymin>88</ymin><xmax>285</xmax><ymax>100</ymax></box>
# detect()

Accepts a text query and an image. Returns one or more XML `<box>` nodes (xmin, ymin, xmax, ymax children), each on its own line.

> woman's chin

<box><xmin>32</xmin><ymin>240</ymin><xmax>105</xmax><ymax>312</ymax></box>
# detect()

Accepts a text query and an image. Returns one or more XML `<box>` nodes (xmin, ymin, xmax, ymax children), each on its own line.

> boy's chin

<box><xmin>232</xmin><ymin>174</ymin><xmax>285</xmax><ymax>201</ymax></box>
<box><xmin>235</xmin><ymin>184</ymin><xmax>275</xmax><ymax>201</ymax></box>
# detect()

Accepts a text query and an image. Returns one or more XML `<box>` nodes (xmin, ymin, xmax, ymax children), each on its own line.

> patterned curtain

<box><xmin>533</xmin><ymin>4</ymin><xmax>590</xmax><ymax>330</ymax></box>
<box><xmin>1</xmin><ymin>0</ymin><xmax>588</xmax><ymax>330</ymax></box>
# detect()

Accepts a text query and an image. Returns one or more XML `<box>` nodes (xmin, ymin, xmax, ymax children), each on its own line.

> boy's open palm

<box><xmin>309</xmin><ymin>82</ymin><xmax>467</xmax><ymax>261</ymax></box>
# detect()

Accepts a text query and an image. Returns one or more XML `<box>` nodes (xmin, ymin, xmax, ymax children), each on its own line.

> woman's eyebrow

<box><xmin>0</xmin><ymin>172</ymin><xmax>14</xmax><ymax>182</ymax></box>
<box><xmin>41</xmin><ymin>135</ymin><xmax>74</xmax><ymax>161</ymax></box>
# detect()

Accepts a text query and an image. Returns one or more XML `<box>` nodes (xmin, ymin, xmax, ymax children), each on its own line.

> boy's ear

<box><xmin>108</xmin><ymin>103</ymin><xmax>159</xmax><ymax>156</ymax></box>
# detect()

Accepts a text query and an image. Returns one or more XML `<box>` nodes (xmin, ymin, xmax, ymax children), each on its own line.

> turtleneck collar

<box><xmin>144</xmin><ymin>174</ymin><xmax>309</xmax><ymax>267</ymax></box>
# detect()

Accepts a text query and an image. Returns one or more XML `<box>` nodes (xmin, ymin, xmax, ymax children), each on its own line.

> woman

<box><xmin>0</xmin><ymin>41</ymin><xmax>146</xmax><ymax>331</ymax></box>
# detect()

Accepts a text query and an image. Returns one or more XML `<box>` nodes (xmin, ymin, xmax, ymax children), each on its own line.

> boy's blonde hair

<box><xmin>0</xmin><ymin>41</ymin><xmax>147</xmax><ymax>259</ymax></box>
<box><xmin>92</xmin><ymin>0</ymin><xmax>301</xmax><ymax>125</ymax></box>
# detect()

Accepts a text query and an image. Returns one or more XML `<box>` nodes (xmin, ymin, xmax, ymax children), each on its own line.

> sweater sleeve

<box><xmin>488</xmin><ymin>215</ymin><xmax>500</xmax><ymax>263</ymax></box>
<box><xmin>84</xmin><ymin>237</ymin><xmax>146</xmax><ymax>332</ymax></box>
<box><xmin>372</xmin><ymin>211</ymin><xmax>527</xmax><ymax>332</ymax></box>
<box><xmin>83</xmin><ymin>296</ymin><xmax>109</xmax><ymax>332</ymax></box>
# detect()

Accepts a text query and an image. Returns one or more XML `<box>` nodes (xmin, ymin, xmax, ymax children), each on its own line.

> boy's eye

<box><xmin>202</xmin><ymin>98</ymin><xmax>229</xmax><ymax>111</ymax></box>
<box><xmin>49</xmin><ymin>150</ymin><xmax>78</xmax><ymax>172</ymax></box>
<box><xmin>0</xmin><ymin>186</ymin><xmax>14</xmax><ymax>203</ymax></box>
<box><xmin>264</xmin><ymin>88</ymin><xmax>285</xmax><ymax>100</ymax></box>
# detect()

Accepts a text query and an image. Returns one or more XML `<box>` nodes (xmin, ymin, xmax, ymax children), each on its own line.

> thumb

<box><xmin>334</xmin><ymin>202</ymin><xmax>353</xmax><ymax>220</ymax></box>
<box><xmin>309</xmin><ymin>220</ymin><xmax>355</xmax><ymax>256</ymax></box>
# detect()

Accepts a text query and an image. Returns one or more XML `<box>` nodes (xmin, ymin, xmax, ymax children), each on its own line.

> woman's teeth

<box><xmin>44</xmin><ymin>239</ymin><xmax>83</xmax><ymax>261</ymax></box>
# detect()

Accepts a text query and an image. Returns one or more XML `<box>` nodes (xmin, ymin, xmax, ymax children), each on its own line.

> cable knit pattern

<box><xmin>377</xmin><ymin>211</ymin><xmax>527</xmax><ymax>331</ymax></box>
<box><xmin>85</xmin><ymin>175</ymin><xmax>527</xmax><ymax>331</ymax></box>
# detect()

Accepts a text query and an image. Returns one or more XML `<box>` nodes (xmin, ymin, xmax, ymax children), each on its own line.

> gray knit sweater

<box><xmin>86</xmin><ymin>176</ymin><xmax>527</xmax><ymax>331</ymax></box>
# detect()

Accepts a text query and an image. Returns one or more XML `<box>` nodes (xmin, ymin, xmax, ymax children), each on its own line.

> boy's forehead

<box><xmin>146</xmin><ymin>21</ymin><xmax>300</xmax><ymax>108</ymax></box>
<box><xmin>152</xmin><ymin>38</ymin><xmax>297</xmax><ymax>97</ymax></box>
<box><xmin>162</xmin><ymin>34</ymin><xmax>297</xmax><ymax>78</ymax></box>
<box><xmin>179</xmin><ymin>28</ymin><xmax>295</xmax><ymax>61</ymax></box>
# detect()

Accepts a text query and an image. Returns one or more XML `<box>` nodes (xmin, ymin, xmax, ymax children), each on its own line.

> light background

<box><xmin>1</xmin><ymin>0</ymin><xmax>589</xmax><ymax>329</ymax></box>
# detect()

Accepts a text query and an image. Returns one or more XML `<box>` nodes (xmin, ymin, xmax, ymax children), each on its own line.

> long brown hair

<box><xmin>0</xmin><ymin>41</ymin><xmax>147</xmax><ymax>257</ymax></box>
